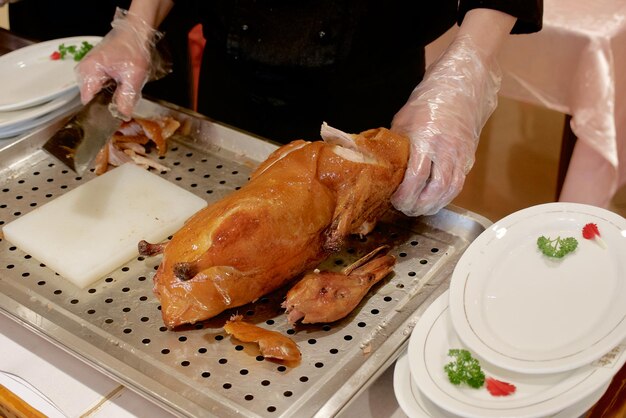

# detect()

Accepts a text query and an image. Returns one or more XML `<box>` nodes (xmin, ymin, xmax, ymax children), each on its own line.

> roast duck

<box><xmin>140</xmin><ymin>124</ymin><xmax>410</xmax><ymax>329</ymax></box>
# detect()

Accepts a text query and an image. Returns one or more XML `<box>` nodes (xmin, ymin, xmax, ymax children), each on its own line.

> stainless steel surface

<box><xmin>0</xmin><ymin>99</ymin><xmax>491</xmax><ymax>417</ymax></box>
<box><xmin>42</xmin><ymin>84</ymin><xmax>121</xmax><ymax>175</ymax></box>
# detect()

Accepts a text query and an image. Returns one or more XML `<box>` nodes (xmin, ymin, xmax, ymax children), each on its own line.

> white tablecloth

<box><xmin>428</xmin><ymin>0</ymin><xmax>626</xmax><ymax>208</ymax></box>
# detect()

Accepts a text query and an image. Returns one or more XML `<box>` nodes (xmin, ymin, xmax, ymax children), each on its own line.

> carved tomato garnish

<box><xmin>582</xmin><ymin>223</ymin><xmax>606</xmax><ymax>249</ymax></box>
<box><xmin>486</xmin><ymin>377</ymin><xmax>516</xmax><ymax>397</ymax></box>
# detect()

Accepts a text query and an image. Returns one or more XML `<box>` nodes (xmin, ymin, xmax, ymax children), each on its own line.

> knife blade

<box><xmin>42</xmin><ymin>83</ymin><xmax>122</xmax><ymax>175</ymax></box>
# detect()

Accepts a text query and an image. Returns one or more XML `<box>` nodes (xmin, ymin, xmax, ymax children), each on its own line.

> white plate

<box><xmin>407</xmin><ymin>290</ymin><xmax>626</xmax><ymax>418</ymax></box>
<box><xmin>393</xmin><ymin>351</ymin><xmax>611</xmax><ymax>418</ymax></box>
<box><xmin>448</xmin><ymin>202</ymin><xmax>626</xmax><ymax>374</ymax></box>
<box><xmin>0</xmin><ymin>36</ymin><xmax>101</xmax><ymax>111</ymax></box>
<box><xmin>0</xmin><ymin>89</ymin><xmax>78</xmax><ymax>130</ymax></box>
<box><xmin>394</xmin><ymin>351</ymin><xmax>456</xmax><ymax>418</ymax></box>
<box><xmin>0</xmin><ymin>371</ymin><xmax>66</xmax><ymax>418</ymax></box>
<box><xmin>0</xmin><ymin>95</ymin><xmax>81</xmax><ymax>139</ymax></box>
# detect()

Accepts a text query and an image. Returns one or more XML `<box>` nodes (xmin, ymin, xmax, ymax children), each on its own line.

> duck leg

<box><xmin>283</xmin><ymin>246</ymin><xmax>395</xmax><ymax>324</ymax></box>
<box><xmin>138</xmin><ymin>240</ymin><xmax>168</xmax><ymax>257</ymax></box>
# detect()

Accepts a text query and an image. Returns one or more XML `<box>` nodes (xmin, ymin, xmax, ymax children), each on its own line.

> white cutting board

<box><xmin>2</xmin><ymin>163</ymin><xmax>207</xmax><ymax>289</ymax></box>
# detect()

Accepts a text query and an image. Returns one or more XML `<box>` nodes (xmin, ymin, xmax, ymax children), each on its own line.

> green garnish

<box><xmin>444</xmin><ymin>349</ymin><xmax>485</xmax><ymax>389</ymax></box>
<box><xmin>57</xmin><ymin>41</ymin><xmax>94</xmax><ymax>61</ymax></box>
<box><xmin>537</xmin><ymin>236</ymin><xmax>578</xmax><ymax>258</ymax></box>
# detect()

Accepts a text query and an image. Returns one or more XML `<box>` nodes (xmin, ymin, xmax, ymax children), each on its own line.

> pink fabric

<box><xmin>427</xmin><ymin>0</ymin><xmax>626</xmax><ymax>208</ymax></box>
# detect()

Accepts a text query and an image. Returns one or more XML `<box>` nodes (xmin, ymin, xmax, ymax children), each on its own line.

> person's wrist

<box><xmin>124</xmin><ymin>9</ymin><xmax>159</xmax><ymax>38</ymax></box>
<box><xmin>457</xmin><ymin>8</ymin><xmax>516</xmax><ymax>61</ymax></box>
<box><xmin>112</xmin><ymin>8</ymin><xmax>163</xmax><ymax>55</ymax></box>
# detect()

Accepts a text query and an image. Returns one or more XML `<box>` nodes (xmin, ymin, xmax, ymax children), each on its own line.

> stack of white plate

<box><xmin>0</xmin><ymin>36</ymin><xmax>101</xmax><ymax>139</ymax></box>
<box><xmin>395</xmin><ymin>202</ymin><xmax>626</xmax><ymax>418</ymax></box>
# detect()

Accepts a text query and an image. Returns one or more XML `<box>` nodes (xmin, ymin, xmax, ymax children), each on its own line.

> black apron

<box><xmin>195</xmin><ymin>0</ymin><xmax>457</xmax><ymax>143</ymax></box>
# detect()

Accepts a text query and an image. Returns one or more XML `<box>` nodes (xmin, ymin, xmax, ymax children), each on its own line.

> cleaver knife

<box><xmin>43</xmin><ymin>83</ymin><xmax>123</xmax><ymax>175</ymax></box>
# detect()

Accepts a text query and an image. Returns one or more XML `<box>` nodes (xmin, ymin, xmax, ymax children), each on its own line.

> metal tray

<box><xmin>0</xmin><ymin>99</ymin><xmax>491</xmax><ymax>417</ymax></box>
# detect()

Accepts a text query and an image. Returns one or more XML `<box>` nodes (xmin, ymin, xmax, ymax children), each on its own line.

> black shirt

<box><xmin>184</xmin><ymin>0</ymin><xmax>543</xmax><ymax>142</ymax></box>
<box><xmin>12</xmin><ymin>0</ymin><xmax>542</xmax><ymax>142</ymax></box>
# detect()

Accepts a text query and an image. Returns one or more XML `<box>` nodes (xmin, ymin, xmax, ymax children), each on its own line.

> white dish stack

<box><xmin>0</xmin><ymin>90</ymin><xmax>80</xmax><ymax>139</ymax></box>
<box><xmin>0</xmin><ymin>36</ymin><xmax>102</xmax><ymax>139</ymax></box>
<box><xmin>395</xmin><ymin>203</ymin><xmax>626</xmax><ymax>418</ymax></box>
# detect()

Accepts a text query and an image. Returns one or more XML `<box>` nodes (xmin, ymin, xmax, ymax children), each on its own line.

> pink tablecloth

<box><xmin>428</xmin><ymin>0</ymin><xmax>626</xmax><ymax>208</ymax></box>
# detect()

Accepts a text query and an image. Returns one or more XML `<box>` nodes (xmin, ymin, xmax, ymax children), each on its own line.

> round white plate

<box><xmin>0</xmin><ymin>371</ymin><xmax>65</xmax><ymax>418</ymax></box>
<box><xmin>394</xmin><ymin>351</ymin><xmax>456</xmax><ymax>418</ymax></box>
<box><xmin>394</xmin><ymin>351</ymin><xmax>611</xmax><ymax>418</ymax></box>
<box><xmin>448</xmin><ymin>202</ymin><xmax>626</xmax><ymax>374</ymax></box>
<box><xmin>0</xmin><ymin>95</ymin><xmax>81</xmax><ymax>139</ymax></box>
<box><xmin>0</xmin><ymin>36</ymin><xmax>101</xmax><ymax>111</ymax></box>
<box><xmin>0</xmin><ymin>89</ymin><xmax>78</xmax><ymax>130</ymax></box>
<box><xmin>407</xmin><ymin>290</ymin><xmax>626</xmax><ymax>418</ymax></box>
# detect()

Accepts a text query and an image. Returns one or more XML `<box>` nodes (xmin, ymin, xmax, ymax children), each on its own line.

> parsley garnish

<box><xmin>57</xmin><ymin>41</ymin><xmax>94</xmax><ymax>61</ymax></box>
<box><xmin>444</xmin><ymin>349</ymin><xmax>485</xmax><ymax>389</ymax></box>
<box><xmin>537</xmin><ymin>236</ymin><xmax>578</xmax><ymax>258</ymax></box>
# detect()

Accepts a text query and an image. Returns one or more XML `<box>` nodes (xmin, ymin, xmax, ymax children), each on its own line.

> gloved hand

<box><xmin>390</xmin><ymin>35</ymin><xmax>502</xmax><ymax>217</ymax></box>
<box><xmin>75</xmin><ymin>8</ymin><xmax>170</xmax><ymax>119</ymax></box>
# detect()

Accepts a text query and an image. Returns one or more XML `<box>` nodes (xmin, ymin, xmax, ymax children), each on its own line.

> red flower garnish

<box><xmin>486</xmin><ymin>377</ymin><xmax>516</xmax><ymax>397</ymax></box>
<box><xmin>582</xmin><ymin>223</ymin><xmax>600</xmax><ymax>239</ymax></box>
<box><xmin>50</xmin><ymin>51</ymin><xmax>61</xmax><ymax>60</ymax></box>
<box><xmin>582</xmin><ymin>223</ymin><xmax>606</xmax><ymax>249</ymax></box>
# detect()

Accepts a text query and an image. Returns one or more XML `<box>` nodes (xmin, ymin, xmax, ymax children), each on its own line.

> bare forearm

<box><xmin>457</xmin><ymin>9</ymin><xmax>517</xmax><ymax>59</ymax></box>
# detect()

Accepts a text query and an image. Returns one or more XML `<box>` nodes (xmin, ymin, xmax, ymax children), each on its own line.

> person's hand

<box><xmin>75</xmin><ymin>8</ymin><xmax>169</xmax><ymax>119</ymax></box>
<box><xmin>390</xmin><ymin>34</ymin><xmax>502</xmax><ymax>217</ymax></box>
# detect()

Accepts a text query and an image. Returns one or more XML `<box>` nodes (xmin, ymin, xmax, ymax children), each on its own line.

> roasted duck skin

<box><xmin>224</xmin><ymin>315</ymin><xmax>301</xmax><ymax>362</ymax></box>
<box><xmin>94</xmin><ymin>116</ymin><xmax>180</xmax><ymax>175</ymax></box>
<box><xmin>283</xmin><ymin>246</ymin><xmax>396</xmax><ymax>324</ymax></box>
<box><xmin>147</xmin><ymin>124</ymin><xmax>409</xmax><ymax>328</ymax></box>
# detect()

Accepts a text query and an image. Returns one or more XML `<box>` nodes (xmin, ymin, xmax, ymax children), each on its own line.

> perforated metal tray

<box><xmin>0</xmin><ymin>99</ymin><xmax>491</xmax><ymax>417</ymax></box>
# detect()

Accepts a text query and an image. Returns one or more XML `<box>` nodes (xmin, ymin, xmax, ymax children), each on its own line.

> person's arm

<box><xmin>457</xmin><ymin>9</ymin><xmax>516</xmax><ymax>59</ymax></box>
<box><xmin>389</xmin><ymin>9</ymin><xmax>516</xmax><ymax>217</ymax></box>
<box><xmin>75</xmin><ymin>0</ymin><xmax>174</xmax><ymax>118</ymax></box>
<box><xmin>127</xmin><ymin>0</ymin><xmax>174</xmax><ymax>28</ymax></box>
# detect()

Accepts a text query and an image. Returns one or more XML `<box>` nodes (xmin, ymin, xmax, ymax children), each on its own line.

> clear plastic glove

<box><xmin>390</xmin><ymin>35</ymin><xmax>502</xmax><ymax>217</ymax></box>
<box><xmin>76</xmin><ymin>8</ymin><xmax>169</xmax><ymax>119</ymax></box>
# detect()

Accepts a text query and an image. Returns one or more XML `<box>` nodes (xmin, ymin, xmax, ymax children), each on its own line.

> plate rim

<box><xmin>394</xmin><ymin>351</ymin><xmax>449</xmax><ymax>418</ymax></box>
<box><xmin>448</xmin><ymin>202</ymin><xmax>626</xmax><ymax>374</ymax></box>
<box><xmin>394</xmin><ymin>350</ymin><xmax>612</xmax><ymax>418</ymax></box>
<box><xmin>0</xmin><ymin>89</ymin><xmax>78</xmax><ymax>130</ymax></box>
<box><xmin>407</xmin><ymin>289</ymin><xmax>626</xmax><ymax>418</ymax></box>
<box><xmin>0</xmin><ymin>36</ymin><xmax>101</xmax><ymax>111</ymax></box>
<box><xmin>0</xmin><ymin>95</ymin><xmax>81</xmax><ymax>139</ymax></box>
<box><xmin>0</xmin><ymin>371</ymin><xmax>66</xmax><ymax>418</ymax></box>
